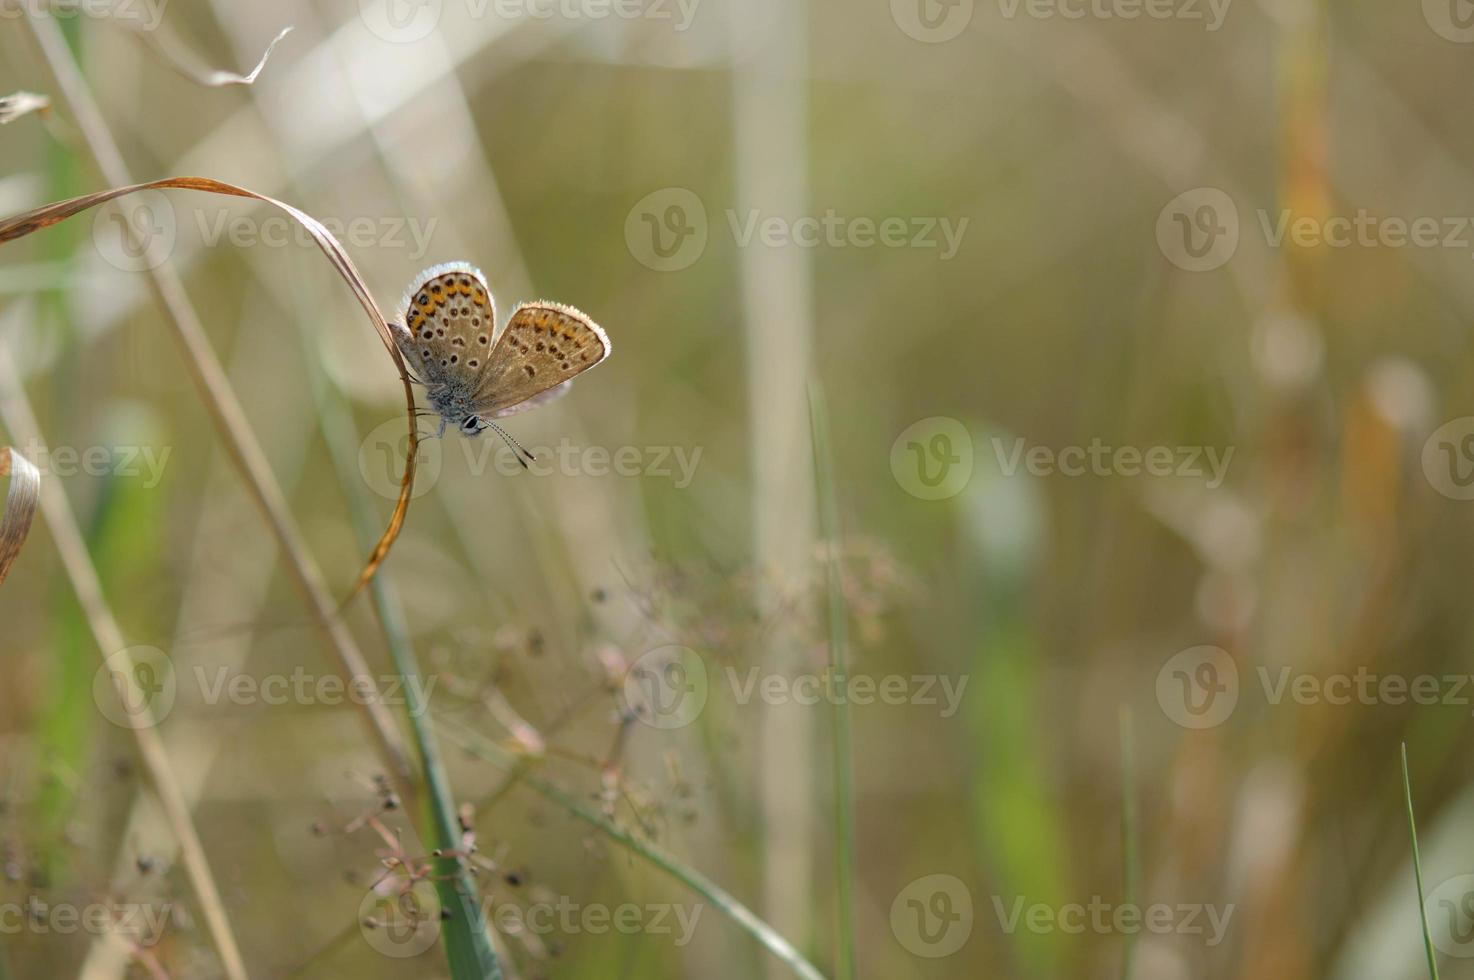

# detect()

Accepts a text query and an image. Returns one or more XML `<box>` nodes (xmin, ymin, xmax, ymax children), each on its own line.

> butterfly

<box><xmin>389</xmin><ymin>262</ymin><xmax>611</xmax><ymax>456</ymax></box>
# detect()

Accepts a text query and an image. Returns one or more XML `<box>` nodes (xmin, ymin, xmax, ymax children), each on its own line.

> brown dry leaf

<box><xmin>0</xmin><ymin>446</ymin><xmax>40</xmax><ymax>587</ymax></box>
<box><xmin>0</xmin><ymin>91</ymin><xmax>50</xmax><ymax>125</ymax></box>
<box><xmin>135</xmin><ymin>25</ymin><xmax>293</xmax><ymax>87</ymax></box>
<box><xmin>0</xmin><ymin>176</ymin><xmax>416</xmax><ymax>603</ymax></box>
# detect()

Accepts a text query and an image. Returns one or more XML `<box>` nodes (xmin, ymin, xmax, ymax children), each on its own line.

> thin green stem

<box><xmin>807</xmin><ymin>380</ymin><xmax>856</xmax><ymax>980</ymax></box>
<box><xmin>1402</xmin><ymin>743</ymin><xmax>1440</xmax><ymax>980</ymax></box>
<box><xmin>300</xmin><ymin>329</ymin><xmax>501</xmax><ymax>979</ymax></box>
<box><xmin>437</xmin><ymin>717</ymin><xmax>829</xmax><ymax>980</ymax></box>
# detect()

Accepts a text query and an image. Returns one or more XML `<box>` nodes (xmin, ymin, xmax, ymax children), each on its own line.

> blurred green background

<box><xmin>4</xmin><ymin>0</ymin><xmax>1474</xmax><ymax>977</ymax></box>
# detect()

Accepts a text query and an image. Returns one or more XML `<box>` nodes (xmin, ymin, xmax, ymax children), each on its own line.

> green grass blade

<box><xmin>807</xmin><ymin>380</ymin><xmax>857</xmax><ymax>980</ymax></box>
<box><xmin>301</xmin><ymin>334</ymin><xmax>502</xmax><ymax>980</ymax></box>
<box><xmin>1402</xmin><ymin>742</ymin><xmax>1440</xmax><ymax>980</ymax></box>
<box><xmin>437</xmin><ymin>717</ymin><xmax>829</xmax><ymax>980</ymax></box>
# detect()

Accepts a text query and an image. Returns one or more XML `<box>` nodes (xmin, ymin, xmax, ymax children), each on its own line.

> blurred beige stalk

<box><xmin>0</xmin><ymin>344</ymin><xmax>250</xmax><ymax>980</ymax></box>
<box><xmin>77</xmin><ymin>292</ymin><xmax>322</xmax><ymax>980</ymax></box>
<box><xmin>730</xmin><ymin>0</ymin><xmax>818</xmax><ymax>970</ymax></box>
<box><xmin>20</xmin><ymin>13</ymin><xmax>415</xmax><ymax>790</ymax></box>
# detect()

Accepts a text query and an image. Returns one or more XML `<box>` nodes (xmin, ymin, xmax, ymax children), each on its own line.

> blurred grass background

<box><xmin>4</xmin><ymin>0</ymin><xmax>1474</xmax><ymax>977</ymax></box>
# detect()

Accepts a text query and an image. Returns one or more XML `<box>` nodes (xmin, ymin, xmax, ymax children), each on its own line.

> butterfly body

<box><xmin>390</xmin><ymin>262</ymin><xmax>611</xmax><ymax>438</ymax></box>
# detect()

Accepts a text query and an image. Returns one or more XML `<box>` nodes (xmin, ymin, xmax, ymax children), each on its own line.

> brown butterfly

<box><xmin>389</xmin><ymin>263</ymin><xmax>611</xmax><ymax>455</ymax></box>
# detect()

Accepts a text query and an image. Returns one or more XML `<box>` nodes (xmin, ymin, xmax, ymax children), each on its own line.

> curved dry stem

<box><xmin>133</xmin><ymin>24</ymin><xmax>294</xmax><ymax>88</ymax></box>
<box><xmin>10</xmin><ymin>14</ymin><xmax>416</xmax><ymax>788</ymax></box>
<box><xmin>0</xmin><ymin>445</ymin><xmax>39</xmax><ymax>586</ymax></box>
<box><xmin>0</xmin><ymin>176</ymin><xmax>418</xmax><ymax>606</ymax></box>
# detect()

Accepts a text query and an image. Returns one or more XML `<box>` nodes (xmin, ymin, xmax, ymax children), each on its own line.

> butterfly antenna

<box><xmin>484</xmin><ymin>420</ymin><xmax>536</xmax><ymax>468</ymax></box>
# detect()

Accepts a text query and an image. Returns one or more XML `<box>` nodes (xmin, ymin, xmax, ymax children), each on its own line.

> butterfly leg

<box><xmin>436</xmin><ymin>418</ymin><xmax>447</xmax><ymax>439</ymax></box>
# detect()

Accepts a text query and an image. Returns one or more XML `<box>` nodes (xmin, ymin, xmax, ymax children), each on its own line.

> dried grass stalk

<box><xmin>135</xmin><ymin>25</ymin><xmax>293</xmax><ymax>88</ymax></box>
<box><xmin>0</xmin><ymin>176</ymin><xmax>418</xmax><ymax>601</ymax></box>
<box><xmin>0</xmin><ymin>445</ymin><xmax>39</xmax><ymax>586</ymax></box>
<box><xmin>0</xmin><ymin>348</ymin><xmax>249</xmax><ymax>980</ymax></box>
<box><xmin>0</xmin><ymin>90</ymin><xmax>50</xmax><ymax>125</ymax></box>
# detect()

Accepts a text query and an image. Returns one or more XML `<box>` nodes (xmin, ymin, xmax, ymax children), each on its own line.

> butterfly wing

<box><xmin>489</xmin><ymin>380</ymin><xmax>573</xmax><ymax>419</ymax></box>
<box><xmin>470</xmin><ymin>302</ymin><xmax>611</xmax><ymax>417</ymax></box>
<box><xmin>392</xmin><ymin>262</ymin><xmax>498</xmax><ymax>385</ymax></box>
